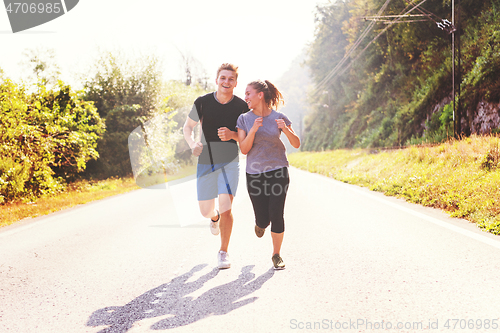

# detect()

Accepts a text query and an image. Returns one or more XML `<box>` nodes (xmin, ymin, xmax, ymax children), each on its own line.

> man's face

<box><xmin>216</xmin><ymin>70</ymin><xmax>237</xmax><ymax>93</ymax></box>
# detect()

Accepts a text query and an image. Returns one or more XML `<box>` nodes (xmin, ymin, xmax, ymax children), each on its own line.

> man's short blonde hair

<box><xmin>216</xmin><ymin>63</ymin><xmax>239</xmax><ymax>80</ymax></box>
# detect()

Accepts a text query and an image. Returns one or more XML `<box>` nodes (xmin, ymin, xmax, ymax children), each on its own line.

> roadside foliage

<box><xmin>0</xmin><ymin>77</ymin><xmax>104</xmax><ymax>203</ymax></box>
<box><xmin>304</xmin><ymin>0</ymin><xmax>500</xmax><ymax>150</ymax></box>
<box><xmin>289</xmin><ymin>135</ymin><xmax>500</xmax><ymax>234</ymax></box>
<box><xmin>83</xmin><ymin>52</ymin><xmax>208</xmax><ymax>179</ymax></box>
<box><xmin>1</xmin><ymin>50</ymin><xmax>210</xmax><ymax>205</ymax></box>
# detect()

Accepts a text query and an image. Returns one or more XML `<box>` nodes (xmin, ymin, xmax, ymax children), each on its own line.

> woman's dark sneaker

<box><xmin>255</xmin><ymin>225</ymin><xmax>265</xmax><ymax>238</ymax></box>
<box><xmin>272</xmin><ymin>253</ymin><xmax>285</xmax><ymax>270</ymax></box>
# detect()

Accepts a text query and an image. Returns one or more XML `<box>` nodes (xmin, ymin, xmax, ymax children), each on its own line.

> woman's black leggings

<box><xmin>246</xmin><ymin>167</ymin><xmax>289</xmax><ymax>234</ymax></box>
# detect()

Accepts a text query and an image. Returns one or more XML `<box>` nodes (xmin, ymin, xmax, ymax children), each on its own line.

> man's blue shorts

<box><xmin>196</xmin><ymin>162</ymin><xmax>239</xmax><ymax>201</ymax></box>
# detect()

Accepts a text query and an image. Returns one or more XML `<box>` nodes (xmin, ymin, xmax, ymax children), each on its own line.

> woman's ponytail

<box><xmin>264</xmin><ymin>80</ymin><xmax>284</xmax><ymax>110</ymax></box>
<box><xmin>248</xmin><ymin>79</ymin><xmax>284</xmax><ymax>110</ymax></box>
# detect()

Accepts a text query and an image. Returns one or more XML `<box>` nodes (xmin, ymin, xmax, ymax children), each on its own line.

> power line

<box><xmin>402</xmin><ymin>0</ymin><xmax>456</xmax><ymax>33</ymax></box>
<box><xmin>310</xmin><ymin>0</ymin><xmax>393</xmax><ymax>97</ymax></box>
<box><xmin>363</xmin><ymin>13</ymin><xmax>433</xmax><ymax>24</ymax></box>
<box><xmin>403</xmin><ymin>0</ymin><xmax>442</xmax><ymax>22</ymax></box>
<box><xmin>318</xmin><ymin>0</ymin><xmax>431</xmax><ymax>95</ymax></box>
<box><xmin>362</xmin><ymin>13</ymin><xmax>429</xmax><ymax>19</ymax></box>
<box><xmin>310</xmin><ymin>0</ymin><xmax>435</xmax><ymax>98</ymax></box>
<box><xmin>379</xmin><ymin>19</ymin><xmax>433</xmax><ymax>24</ymax></box>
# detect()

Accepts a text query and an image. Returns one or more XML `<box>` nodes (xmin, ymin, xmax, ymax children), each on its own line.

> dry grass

<box><xmin>289</xmin><ymin>135</ymin><xmax>500</xmax><ymax>235</ymax></box>
<box><xmin>0</xmin><ymin>177</ymin><xmax>140</xmax><ymax>228</ymax></box>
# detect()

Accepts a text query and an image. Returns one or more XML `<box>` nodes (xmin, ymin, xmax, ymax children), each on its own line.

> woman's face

<box><xmin>244</xmin><ymin>85</ymin><xmax>261</xmax><ymax>110</ymax></box>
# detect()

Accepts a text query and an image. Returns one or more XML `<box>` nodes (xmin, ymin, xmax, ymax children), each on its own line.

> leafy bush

<box><xmin>87</xmin><ymin>105</ymin><xmax>143</xmax><ymax>177</ymax></box>
<box><xmin>0</xmin><ymin>78</ymin><xmax>104</xmax><ymax>203</ymax></box>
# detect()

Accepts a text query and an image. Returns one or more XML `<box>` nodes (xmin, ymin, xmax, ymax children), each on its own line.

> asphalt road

<box><xmin>1</xmin><ymin>167</ymin><xmax>500</xmax><ymax>333</ymax></box>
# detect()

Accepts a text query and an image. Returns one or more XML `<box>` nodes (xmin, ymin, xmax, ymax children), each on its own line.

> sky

<box><xmin>0</xmin><ymin>0</ymin><xmax>323</xmax><ymax>96</ymax></box>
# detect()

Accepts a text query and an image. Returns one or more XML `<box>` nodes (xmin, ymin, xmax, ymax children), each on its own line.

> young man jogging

<box><xmin>183</xmin><ymin>63</ymin><xmax>248</xmax><ymax>269</ymax></box>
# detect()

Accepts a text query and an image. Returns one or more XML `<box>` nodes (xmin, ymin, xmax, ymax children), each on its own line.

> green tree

<box><xmin>303</xmin><ymin>0</ymin><xmax>500</xmax><ymax>150</ymax></box>
<box><xmin>276</xmin><ymin>50</ymin><xmax>312</xmax><ymax>152</ymax></box>
<box><xmin>304</xmin><ymin>0</ymin><xmax>352</xmax><ymax>150</ymax></box>
<box><xmin>33</xmin><ymin>83</ymin><xmax>105</xmax><ymax>179</ymax></box>
<box><xmin>84</xmin><ymin>51</ymin><xmax>164</xmax><ymax>119</ymax></box>
<box><xmin>83</xmin><ymin>52</ymin><xmax>211</xmax><ymax>178</ymax></box>
<box><xmin>83</xmin><ymin>52</ymin><xmax>167</xmax><ymax>177</ymax></box>
<box><xmin>0</xmin><ymin>77</ymin><xmax>104</xmax><ymax>203</ymax></box>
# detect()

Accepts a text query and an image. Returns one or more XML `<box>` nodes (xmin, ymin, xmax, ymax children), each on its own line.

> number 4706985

<box><xmin>6</xmin><ymin>3</ymin><xmax>62</xmax><ymax>14</ymax></box>
<box><xmin>444</xmin><ymin>319</ymin><xmax>498</xmax><ymax>330</ymax></box>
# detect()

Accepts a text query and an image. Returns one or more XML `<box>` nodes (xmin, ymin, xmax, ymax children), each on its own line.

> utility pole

<box><xmin>452</xmin><ymin>0</ymin><xmax>462</xmax><ymax>138</ymax></box>
<box><xmin>457</xmin><ymin>0</ymin><xmax>463</xmax><ymax>136</ymax></box>
<box><xmin>452</xmin><ymin>0</ymin><xmax>455</xmax><ymax>137</ymax></box>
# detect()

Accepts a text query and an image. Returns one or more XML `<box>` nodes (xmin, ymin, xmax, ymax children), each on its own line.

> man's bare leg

<box><xmin>199</xmin><ymin>199</ymin><xmax>218</xmax><ymax>220</ymax></box>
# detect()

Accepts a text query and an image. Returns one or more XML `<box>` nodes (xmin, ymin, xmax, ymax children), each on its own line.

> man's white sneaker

<box><xmin>218</xmin><ymin>251</ymin><xmax>230</xmax><ymax>269</ymax></box>
<box><xmin>210</xmin><ymin>210</ymin><xmax>220</xmax><ymax>235</ymax></box>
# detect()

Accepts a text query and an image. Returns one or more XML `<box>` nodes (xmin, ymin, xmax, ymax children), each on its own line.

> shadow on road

<box><xmin>86</xmin><ymin>264</ymin><xmax>274</xmax><ymax>332</ymax></box>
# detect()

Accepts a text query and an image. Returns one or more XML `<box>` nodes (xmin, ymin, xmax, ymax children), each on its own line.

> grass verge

<box><xmin>288</xmin><ymin>135</ymin><xmax>500</xmax><ymax>235</ymax></box>
<box><xmin>0</xmin><ymin>165</ymin><xmax>196</xmax><ymax>228</ymax></box>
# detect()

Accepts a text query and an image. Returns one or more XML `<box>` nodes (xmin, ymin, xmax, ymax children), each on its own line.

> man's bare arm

<box><xmin>183</xmin><ymin>117</ymin><xmax>203</xmax><ymax>156</ymax></box>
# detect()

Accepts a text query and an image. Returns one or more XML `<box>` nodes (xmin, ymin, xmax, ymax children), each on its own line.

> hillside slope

<box><xmin>303</xmin><ymin>0</ymin><xmax>500</xmax><ymax>150</ymax></box>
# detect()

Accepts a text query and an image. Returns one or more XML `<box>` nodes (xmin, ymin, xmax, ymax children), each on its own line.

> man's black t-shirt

<box><xmin>188</xmin><ymin>92</ymin><xmax>249</xmax><ymax>165</ymax></box>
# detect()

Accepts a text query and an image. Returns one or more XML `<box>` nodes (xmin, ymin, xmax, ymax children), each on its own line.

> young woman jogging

<box><xmin>236</xmin><ymin>79</ymin><xmax>300</xmax><ymax>269</ymax></box>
